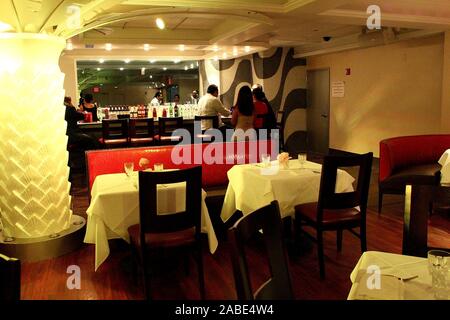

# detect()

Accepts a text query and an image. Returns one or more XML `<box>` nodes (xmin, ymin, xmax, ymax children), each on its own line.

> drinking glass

<box><xmin>261</xmin><ymin>154</ymin><xmax>271</xmax><ymax>168</ymax></box>
<box><xmin>154</xmin><ymin>163</ymin><xmax>164</xmax><ymax>171</ymax></box>
<box><xmin>124</xmin><ymin>162</ymin><xmax>134</xmax><ymax>178</ymax></box>
<box><xmin>427</xmin><ymin>250</ymin><xmax>449</xmax><ymax>300</ymax></box>
<box><xmin>298</xmin><ymin>153</ymin><xmax>307</xmax><ymax>169</ymax></box>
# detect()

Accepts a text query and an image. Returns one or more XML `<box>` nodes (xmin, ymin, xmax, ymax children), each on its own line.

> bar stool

<box><xmin>154</xmin><ymin>117</ymin><xmax>183</xmax><ymax>145</ymax></box>
<box><xmin>99</xmin><ymin>119</ymin><xmax>129</xmax><ymax>148</ymax></box>
<box><xmin>194</xmin><ymin>115</ymin><xmax>219</xmax><ymax>143</ymax></box>
<box><xmin>128</xmin><ymin>118</ymin><xmax>155</xmax><ymax>147</ymax></box>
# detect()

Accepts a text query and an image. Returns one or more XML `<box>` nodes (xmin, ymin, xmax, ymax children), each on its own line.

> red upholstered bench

<box><xmin>378</xmin><ymin>135</ymin><xmax>450</xmax><ymax>212</ymax></box>
<box><xmin>85</xmin><ymin>140</ymin><xmax>275</xmax><ymax>198</ymax></box>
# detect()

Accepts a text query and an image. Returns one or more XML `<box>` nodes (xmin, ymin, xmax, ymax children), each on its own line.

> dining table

<box><xmin>220</xmin><ymin>159</ymin><xmax>356</xmax><ymax>222</ymax></box>
<box><xmin>348</xmin><ymin>251</ymin><xmax>440</xmax><ymax>300</ymax></box>
<box><xmin>84</xmin><ymin>172</ymin><xmax>218</xmax><ymax>271</ymax></box>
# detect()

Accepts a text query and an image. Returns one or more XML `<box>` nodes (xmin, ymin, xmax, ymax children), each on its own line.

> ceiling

<box><xmin>0</xmin><ymin>0</ymin><xmax>449</xmax><ymax>59</ymax></box>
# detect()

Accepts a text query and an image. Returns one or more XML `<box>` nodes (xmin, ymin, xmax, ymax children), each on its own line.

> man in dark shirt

<box><xmin>64</xmin><ymin>97</ymin><xmax>98</xmax><ymax>150</ymax></box>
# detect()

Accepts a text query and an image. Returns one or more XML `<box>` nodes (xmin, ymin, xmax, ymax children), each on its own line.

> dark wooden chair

<box><xmin>128</xmin><ymin>118</ymin><xmax>155</xmax><ymax>147</ymax></box>
<box><xmin>0</xmin><ymin>253</ymin><xmax>20</xmax><ymax>301</ymax></box>
<box><xmin>194</xmin><ymin>115</ymin><xmax>219</xmax><ymax>143</ymax></box>
<box><xmin>403</xmin><ymin>184</ymin><xmax>450</xmax><ymax>257</ymax></box>
<box><xmin>276</xmin><ymin>110</ymin><xmax>286</xmax><ymax>151</ymax></box>
<box><xmin>154</xmin><ymin>117</ymin><xmax>183</xmax><ymax>145</ymax></box>
<box><xmin>228</xmin><ymin>200</ymin><xmax>294</xmax><ymax>300</ymax></box>
<box><xmin>127</xmin><ymin>166</ymin><xmax>204</xmax><ymax>300</ymax></box>
<box><xmin>295</xmin><ymin>152</ymin><xmax>373</xmax><ymax>278</ymax></box>
<box><xmin>99</xmin><ymin>119</ymin><xmax>129</xmax><ymax>148</ymax></box>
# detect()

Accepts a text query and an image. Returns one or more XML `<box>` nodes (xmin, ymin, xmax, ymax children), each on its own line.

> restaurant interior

<box><xmin>0</xmin><ymin>0</ymin><xmax>449</xmax><ymax>304</ymax></box>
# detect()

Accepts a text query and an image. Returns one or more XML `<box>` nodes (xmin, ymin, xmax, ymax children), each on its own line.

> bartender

<box><xmin>151</xmin><ymin>91</ymin><xmax>162</xmax><ymax>106</ymax></box>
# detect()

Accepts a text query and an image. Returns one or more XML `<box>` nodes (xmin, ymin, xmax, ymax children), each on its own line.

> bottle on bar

<box><xmin>153</xmin><ymin>107</ymin><xmax>157</xmax><ymax>120</ymax></box>
<box><xmin>174</xmin><ymin>104</ymin><xmax>179</xmax><ymax>117</ymax></box>
<box><xmin>162</xmin><ymin>107</ymin><xmax>167</xmax><ymax>117</ymax></box>
<box><xmin>169</xmin><ymin>103</ymin><xmax>173</xmax><ymax>118</ymax></box>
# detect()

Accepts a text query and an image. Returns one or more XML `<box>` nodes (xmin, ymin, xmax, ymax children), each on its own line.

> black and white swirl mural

<box><xmin>199</xmin><ymin>47</ymin><xmax>307</xmax><ymax>153</ymax></box>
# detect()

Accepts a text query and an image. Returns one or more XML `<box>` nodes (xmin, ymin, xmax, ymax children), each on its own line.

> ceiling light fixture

<box><xmin>149</xmin><ymin>60</ymin><xmax>156</xmax><ymax>63</ymax></box>
<box><xmin>213</xmin><ymin>45</ymin><xmax>219</xmax><ymax>52</ymax></box>
<box><xmin>66</xmin><ymin>42</ymin><xmax>74</xmax><ymax>51</ymax></box>
<box><xmin>141</xmin><ymin>67</ymin><xmax>146</xmax><ymax>75</ymax></box>
<box><xmin>105</xmin><ymin>43</ymin><xmax>112</xmax><ymax>51</ymax></box>
<box><xmin>96</xmin><ymin>68</ymin><xmax>101</xmax><ymax>71</ymax></box>
<box><xmin>99</xmin><ymin>58</ymin><xmax>105</xmax><ymax>64</ymax></box>
<box><xmin>149</xmin><ymin>75</ymin><xmax>153</xmax><ymax>79</ymax></box>
<box><xmin>143</xmin><ymin>44</ymin><xmax>150</xmax><ymax>51</ymax></box>
<box><xmin>124</xmin><ymin>59</ymin><xmax>131</xmax><ymax>63</ymax></box>
<box><xmin>120</xmin><ymin>67</ymin><xmax>124</xmax><ymax>71</ymax></box>
<box><xmin>190</xmin><ymin>63</ymin><xmax>194</xmax><ymax>69</ymax></box>
<box><xmin>156</xmin><ymin>18</ymin><xmax>165</xmax><ymax>30</ymax></box>
<box><xmin>184</xmin><ymin>66</ymin><xmax>188</xmax><ymax>71</ymax></box>
<box><xmin>174</xmin><ymin>59</ymin><xmax>180</xmax><ymax>63</ymax></box>
<box><xmin>245</xmin><ymin>46</ymin><xmax>251</xmax><ymax>53</ymax></box>
<box><xmin>163</xmin><ymin>67</ymin><xmax>167</xmax><ymax>71</ymax></box>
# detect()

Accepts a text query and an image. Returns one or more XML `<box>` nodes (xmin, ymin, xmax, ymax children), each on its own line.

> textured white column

<box><xmin>0</xmin><ymin>33</ymin><xmax>72</xmax><ymax>238</ymax></box>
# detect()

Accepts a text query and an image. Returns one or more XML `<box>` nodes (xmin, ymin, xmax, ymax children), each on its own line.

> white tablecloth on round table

<box><xmin>348</xmin><ymin>251</ymin><xmax>436</xmax><ymax>300</ymax></box>
<box><xmin>220</xmin><ymin>159</ymin><xmax>355</xmax><ymax>222</ymax></box>
<box><xmin>84</xmin><ymin>173</ymin><xmax>218</xmax><ymax>271</ymax></box>
<box><xmin>438</xmin><ymin>149</ymin><xmax>450</xmax><ymax>184</ymax></box>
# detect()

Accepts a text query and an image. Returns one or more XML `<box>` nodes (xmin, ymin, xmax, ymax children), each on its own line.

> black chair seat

<box><xmin>295</xmin><ymin>202</ymin><xmax>361</xmax><ymax>228</ymax></box>
<box><xmin>128</xmin><ymin>224</ymin><xmax>196</xmax><ymax>249</ymax></box>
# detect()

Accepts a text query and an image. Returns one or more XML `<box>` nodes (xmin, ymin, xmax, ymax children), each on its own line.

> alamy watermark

<box><xmin>367</xmin><ymin>5</ymin><xmax>382</xmax><ymax>30</ymax></box>
<box><xmin>66</xmin><ymin>265</ymin><xmax>81</xmax><ymax>290</ymax></box>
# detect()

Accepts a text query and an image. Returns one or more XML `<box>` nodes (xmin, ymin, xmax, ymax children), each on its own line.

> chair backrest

<box><xmin>317</xmin><ymin>153</ymin><xmax>373</xmax><ymax>218</ymax></box>
<box><xmin>403</xmin><ymin>184</ymin><xmax>450</xmax><ymax>257</ymax></box>
<box><xmin>129</xmin><ymin>118</ymin><xmax>154</xmax><ymax>139</ymax></box>
<box><xmin>228</xmin><ymin>201</ymin><xmax>294</xmax><ymax>300</ymax></box>
<box><xmin>158</xmin><ymin>117</ymin><xmax>183</xmax><ymax>136</ymax></box>
<box><xmin>138</xmin><ymin>166</ymin><xmax>202</xmax><ymax>237</ymax></box>
<box><xmin>195</xmin><ymin>115</ymin><xmax>219</xmax><ymax>130</ymax></box>
<box><xmin>0</xmin><ymin>253</ymin><xmax>20</xmax><ymax>301</ymax></box>
<box><xmin>102</xmin><ymin>119</ymin><xmax>128</xmax><ymax>140</ymax></box>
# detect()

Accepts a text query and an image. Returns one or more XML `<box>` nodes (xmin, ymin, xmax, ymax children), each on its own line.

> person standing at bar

<box><xmin>231</xmin><ymin>86</ymin><xmax>256</xmax><ymax>141</ymax></box>
<box><xmin>151</xmin><ymin>91</ymin><xmax>161</xmax><ymax>106</ymax></box>
<box><xmin>79</xmin><ymin>93</ymin><xmax>98</xmax><ymax>122</ymax></box>
<box><xmin>197</xmin><ymin>84</ymin><xmax>231</xmax><ymax>132</ymax></box>
<box><xmin>64</xmin><ymin>97</ymin><xmax>98</xmax><ymax>150</ymax></box>
<box><xmin>252</xmin><ymin>84</ymin><xmax>276</xmax><ymax>129</ymax></box>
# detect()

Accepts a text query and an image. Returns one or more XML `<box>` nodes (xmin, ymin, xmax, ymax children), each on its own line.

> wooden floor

<box><xmin>20</xmin><ymin>161</ymin><xmax>450</xmax><ymax>300</ymax></box>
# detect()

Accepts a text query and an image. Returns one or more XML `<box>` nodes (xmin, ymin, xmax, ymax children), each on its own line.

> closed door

<box><xmin>307</xmin><ymin>69</ymin><xmax>330</xmax><ymax>155</ymax></box>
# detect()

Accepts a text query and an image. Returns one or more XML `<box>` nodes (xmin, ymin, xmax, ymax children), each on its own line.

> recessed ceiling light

<box><xmin>149</xmin><ymin>75</ymin><xmax>153</xmax><ymax>79</ymax></box>
<box><xmin>184</xmin><ymin>66</ymin><xmax>188</xmax><ymax>71</ymax></box>
<box><xmin>0</xmin><ymin>21</ymin><xmax>13</xmax><ymax>32</ymax></box>
<box><xmin>66</xmin><ymin>42</ymin><xmax>74</xmax><ymax>50</ymax></box>
<box><xmin>99</xmin><ymin>58</ymin><xmax>105</xmax><ymax>63</ymax></box>
<box><xmin>190</xmin><ymin>63</ymin><xmax>194</xmax><ymax>69</ymax></box>
<box><xmin>149</xmin><ymin>60</ymin><xmax>156</xmax><ymax>63</ymax></box>
<box><xmin>179</xmin><ymin>44</ymin><xmax>185</xmax><ymax>51</ymax></box>
<box><xmin>163</xmin><ymin>67</ymin><xmax>167</xmax><ymax>71</ymax></box>
<box><xmin>213</xmin><ymin>45</ymin><xmax>219</xmax><ymax>52</ymax></box>
<box><xmin>105</xmin><ymin>43</ymin><xmax>112</xmax><ymax>51</ymax></box>
<box><xmin>96</xmin><ymin>68</ymin><xmax>101</xmax><ymax>71</ymax></box>
<box><xmin>119</xmin><ymin>67</ymin><xmax>124</xmax><ymax>71</ymax></box>
<box><xmin>245</xmin><ymin>46</ymin><xmax>251</xmax><ymax>53</ymax></box>
<box><xmin>174</xmin><ymin>59</ymin><xmax>180</xmax><ymax>64</ymax></box>
<box><xmin>124</xmin><ymin>59</ymin><xmax>131</xmax><ymax>63</ymax></box>
<box><xmin>143</xmin><ymin>44</ymin><xmax>150</xmax><ymax>51</ymax></box>
<box><xmin>156</xmin><ymin>18</ymin><xmax>165</xmax><ymax>30</ymax></box>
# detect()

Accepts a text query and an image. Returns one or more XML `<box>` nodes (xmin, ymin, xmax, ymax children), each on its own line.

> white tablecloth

<box><xmin>84</xmin><ymin>173</ymin><xmax>218</xmax><ymax>271</ymax></box>
<box><xmin>220</xmin><ymin>159</ymin><xmax>355</xmax><ymax>222</ymax></box>
<box><xmin>438</xmin><ymin>149</ymin><xmax>450</xmax><ymax>184</ymax></box>
<box><xmin>348</xmin><ymin>251</ymin><xmax>437</xmax><ymax>300</ymax></box>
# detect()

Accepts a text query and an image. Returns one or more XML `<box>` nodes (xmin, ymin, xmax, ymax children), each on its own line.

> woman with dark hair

<box><xmin>80</xmin><ymin>93</ymin><xmax>98</xmax><ymax>121</ymax></box>
<box><xmin>252</xmin><ymin>84</ymin><xmax>277</xmax><ymax>129</ymax></box>
<box><xmin>231</xmin><ymin>85</ymin><xmax>256</xmax><ymax>141</ymax></box>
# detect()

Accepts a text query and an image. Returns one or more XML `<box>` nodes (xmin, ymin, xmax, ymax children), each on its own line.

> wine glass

<box><xmin>428</xmin><ymin>250</ymin><xmax>449</xmax><ymax>300</ymax></box>
<box><xmin>298</xmin><ymin>153</ymin><xmax>307</xmax><ymax>169</ymax></box>
<box><xmin>261</xmin><ymin>154</ymin><xmax>271</xmax><ymax>168</ymax></box>
<box><xmin>124</xmin><ymin>162</ymin><xmax>134</xmax><ymax>178</ymax></box>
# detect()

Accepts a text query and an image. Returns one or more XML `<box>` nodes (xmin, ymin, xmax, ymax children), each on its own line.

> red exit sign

<box><xmin>93</xmin><ymin>87</ymin><xmax>100</xmax><ymax>93</ymax></box>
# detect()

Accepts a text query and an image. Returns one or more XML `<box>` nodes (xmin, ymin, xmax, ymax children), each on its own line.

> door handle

<box><xmin>321</xmin><ymin>114</ymin><xmax>328</xmax><ymax>118</ymax></box>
